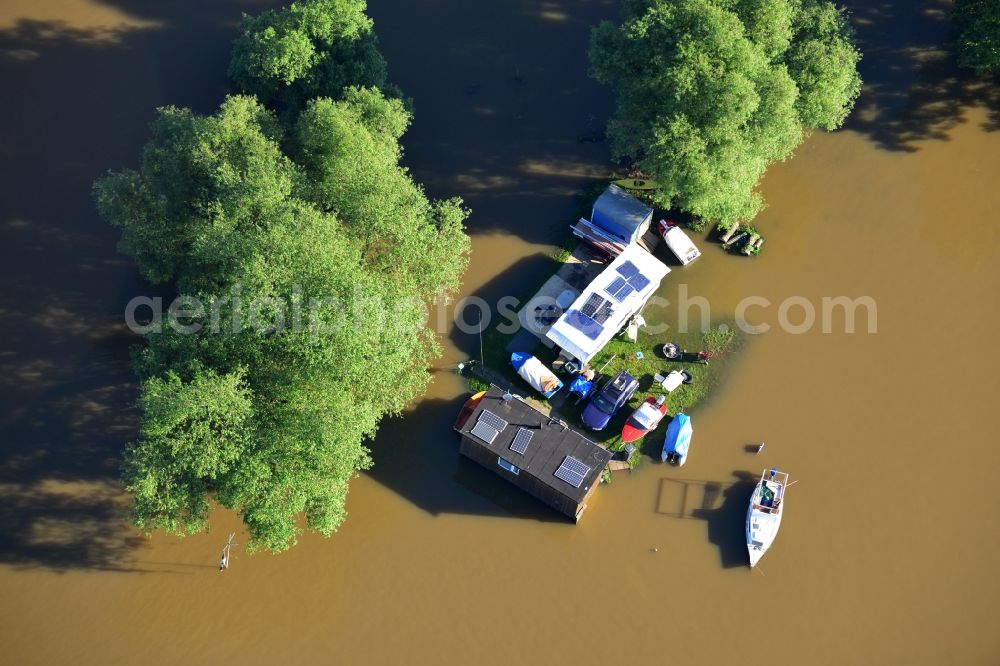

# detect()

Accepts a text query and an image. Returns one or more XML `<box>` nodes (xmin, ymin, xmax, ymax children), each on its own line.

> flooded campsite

<box><xmin>0</xmin><ymin>0</ymin><xmax>998</xmax><ymax>663</ymax></box>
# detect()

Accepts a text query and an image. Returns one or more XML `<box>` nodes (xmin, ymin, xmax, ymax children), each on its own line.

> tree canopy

<box><xmin>589</xmin><ymin>0</ymin><xmax>862</xmax><ymax>227</ymax></box>
<box><xmin>954</xmin><ymin>0</ymin><xmax>1000</xmax><ymax>75</ymax></box>
<box><xmin>97</xmin><ymin>29</ymin><xmax>469</xmax><ymax>549</ymax></box>
<box><xmin>229</xmin><ymin>0</ymin><xmax>391</xmax><ymax>113</ymax></box>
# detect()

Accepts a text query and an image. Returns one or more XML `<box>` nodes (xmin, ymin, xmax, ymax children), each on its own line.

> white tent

<box><xmin>545</xmin><ymin>244</ymin><xmax>670</xmax><ymax>365</ymax></box>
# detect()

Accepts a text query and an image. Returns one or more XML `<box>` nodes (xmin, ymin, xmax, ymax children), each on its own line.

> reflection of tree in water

<box><xmin>843</xmin><ymin>0</ymin><xmax>1000</xmax><ymax>151</ymax></box>
<box><xmin>656</xmin><ymin>471</ymin><xmax>758</xmax><ymax>569</ymax></box>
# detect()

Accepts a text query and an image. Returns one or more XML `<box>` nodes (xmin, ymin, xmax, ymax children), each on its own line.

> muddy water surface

<box><xmin>1</xmin><ymin>1</ymin><xmax>998</xmax><ymax>664</ymax></box>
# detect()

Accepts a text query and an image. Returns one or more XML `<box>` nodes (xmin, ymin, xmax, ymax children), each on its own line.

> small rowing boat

<box><xmin>612</xmin><ymin>177</ymin><xmax>657</xmax><ymax>191</ymax></box>
<box><xmin>454</xmin><ymin>391</ymin><xmax>486</xmax><ymax>430</ymax></box>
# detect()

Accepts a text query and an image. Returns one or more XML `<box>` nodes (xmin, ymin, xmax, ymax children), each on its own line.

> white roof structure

<box><xmin>545</xmin><ymin>244</ymin><xmax>670</xmax><ymax>364</ymax></box>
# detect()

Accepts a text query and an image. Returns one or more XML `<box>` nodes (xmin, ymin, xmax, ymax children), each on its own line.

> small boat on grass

<box><xmin>621</xmin><ymin>395</ymin><xmax>667</xmax><ymax>443</ymax></box>
<box><xmin>746</xmin><ymin>468</ymin><xmax>790</xmax><ymax>568</ymax></box>
<box><xmin>661</xmin><ymin>413</ymin><xmax>692</xmax><ymax>465</ymax></box>
<box><xmin>454</xmin><ymin>391</ymin><xmax>486</xmax><ymax>430</ymax></box>
<box><xmin>510</xmin><ymin>352</ymin><xmax>563</xmax><ymax>399</ymax></box>
<box><xmin>612</xmin><ymin>177</ymin><xmax>657</xmax><ymax>191</ymax></box>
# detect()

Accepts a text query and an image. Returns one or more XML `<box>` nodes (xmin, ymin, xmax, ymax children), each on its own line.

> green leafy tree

<box><xmin>229</xmin><ymin>0</ymin><xmax>390</xmax><ymax>113</ymax></box>
<box><xmin>954</xmin><ymin>0</ymin><xmax>1000</xmax><ymax>75</ymax></box>
<box><xmin>124</xmin><ymin>368</ymin><xmax>254</xmax><ymax>536</ymax></box>
<box><xmin>590</xmin><ymin>0</ymin><xmax>861</xmax><ymax>227</ymax></box>
<box><xmin>94</xmin><ymin>96</ymin><xmax>295</xmax><ymax>286</ymax></box>
<box><xmin>293</xmin><ymin>88</ymin><xmax>470</xmax><ymax>296</ymax></box>
<box><xmin>97</xmin><ymin>91</ymin><xmax>469</xmax><ymax>551</ymax></box>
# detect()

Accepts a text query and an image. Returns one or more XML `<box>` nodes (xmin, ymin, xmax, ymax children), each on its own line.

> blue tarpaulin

<box><xmin>661</xmin><ymin>413</ymin><xmax>693</xmax><ymax>463</ymax></box>
<box><xmin>568</xmin><ymin>375</ymin><xmax>594</xmax><ymax>400</ymax></box>
<box><xmin>510</xmin><ymin>352</ymin><xmax>529</xmax><ymax>372</ymax></box>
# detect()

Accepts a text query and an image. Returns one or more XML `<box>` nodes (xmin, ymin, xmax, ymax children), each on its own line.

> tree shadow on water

<box><xmin>0</xmin><ymin>0</ymin><xmax>590</xmax><ymax>570</ymax></box>
<box><xmin>446</xmin><ymin>251</ymin><xmax>570</xmax><ymax>363</ymax></box>
<box><xmin>0</xmin><ymin>2</ymin><xmax>287</xmax><ymax>572</ymax></box>
<box><xmin>656</xmin><ymin>471</ymin><xmax>758</xmax><ymax>569</ymax></box>
<box><xmin>843</xmin><ymin>0</ymin><xmax>1000</xmax><ymax>151</ymax></box>
<box><xmin>0</xmin><ymin>342</ymin><xmax>150</xmax><ymax>572</ymax></box>
<box><xmin>365</xmin><ymin>396</ymin><xmax>569</xmax><ymax>524</ymax></box>
<box><xmin>364</xmin><ymin>0</ymin><xmax>619</xmax><ymax>244</ymax></box>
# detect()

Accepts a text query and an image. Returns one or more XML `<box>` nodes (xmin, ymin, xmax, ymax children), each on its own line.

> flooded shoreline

<box><xmin>1</xmin><ymin>0</ymin><xmax>999</xmax><ymax>663</ymax></box>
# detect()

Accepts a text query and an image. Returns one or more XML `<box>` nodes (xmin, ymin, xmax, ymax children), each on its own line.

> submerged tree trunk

<box><xmin>719</xmin><ymin>223</ymin><xmax>740</xmax><ymax>243</ymax></box>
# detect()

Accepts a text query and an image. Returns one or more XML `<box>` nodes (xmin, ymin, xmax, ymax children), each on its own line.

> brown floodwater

<box><xmin>1</xmin><ymin>0</ymin><xmax>998</xmax><ymax>663</ymax></box>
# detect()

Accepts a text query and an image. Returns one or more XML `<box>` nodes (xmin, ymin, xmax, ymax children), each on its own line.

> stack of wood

<box><xmin>571</xmin><ymin>218</ymin><xmax>627</xmax><ymax>257</ymax></box>
<box><xmin>719</xmin><ymin>222</ymin><xmax>765</xmax><ymax>255</ymax></box>
<box><xmin>742</xmin><ymin>235</ymin><xmax>765</xmax><ymax>255</ymax></box>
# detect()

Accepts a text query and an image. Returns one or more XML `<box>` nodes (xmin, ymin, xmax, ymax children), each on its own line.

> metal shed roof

<box><xmin>591</xmin><ymin>184</ymin><xmax>654</xmax><ymax>242</ymax></box>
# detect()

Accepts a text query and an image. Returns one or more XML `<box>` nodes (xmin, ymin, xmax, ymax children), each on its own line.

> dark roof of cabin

<box><xmin>455</xmin><ymin>386</ymin><xmax>612</xmax><ymax>504</ymax></box>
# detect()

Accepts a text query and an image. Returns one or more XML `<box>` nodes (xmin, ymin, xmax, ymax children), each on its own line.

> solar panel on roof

<box><xmin>606</xmin><ymin>277</ymin><xmax>635</xmax><ymax>303</ymax></box>
<box><xmin>592</xmin><ymin>300</ymin><xmax>614</xmax><ymax>324</ymax></box>
<box><xmin>605</xmin><ymin>276</ymin><xmax>628</xmax><ymax>299</ymax></box>
<box><xmin>616</xmin><ymin>260</ymin><xmax>640</xmax><ymax>279</ymax></box>
<box><xmin>477</xmin><ymin>410</ymin><xmax>509</xmax><ymax>432</ymax></box>
<box><xmin>554</xmin><ymin>456</ymin><xmax>591</xmax><ymax>488</ymax></box>
<box><xmin>565</xmin><ymin>311</ymin><xmax>602</xmax><ymax>340</ymax></box>
<box><xmin>580</xmin><ymin>293</ymin><xmax>607</xmax><ymax>318</ymax></box>
<box><xmin>628</xmin><ymin>273</ymin><xmax>651</xmax><ymax>291</ymax></box>
<box><xmin>470</xmin><ymin>421</ymin><xmax>499</xmax><ymax>444</ymax></box>
<box><xmin>613</xmin><ymin>283</ymin><xmax>635</xmax><ymax>301</ymax></box>
<box><xmin>561</xmin><ymin>456</ymin><xmax>591</xmax><ymax>476</ymax></box>
<box><xmin>554</xmin><ymin>466</ymin><xmax>584</xmax><ymax>487</ymax></box>
<box><xmin>510</xmin><ymin>427</ymin><xmax>533</xmax><ymax>455</ymax></box>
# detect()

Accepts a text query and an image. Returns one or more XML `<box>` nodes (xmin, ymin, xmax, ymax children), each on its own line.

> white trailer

<box><xmin>657</xmin><ymin>220</ymin><xmax>701</xmax><ymax>266</ymax></box>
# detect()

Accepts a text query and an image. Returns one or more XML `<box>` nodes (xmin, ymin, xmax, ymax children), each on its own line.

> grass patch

<box><xmin>457</xmin><ymin>179</ymin><xmax>745</xmax><ymax>468</ymax></box>
<box><xmin>548</xmin><ymin>322</ymin><xmax>742</xmax><ymax>466</ymax></box>
<box><xmin>461</xmin><ymin>370</ymin><xmax>489</xmax><ymax>393</ymax></box>
<box><xmin>552</xmin><ymin>246</ymin><xmax>573</xmax><ymax>264</ymax></box>
<box><xmin>465</xmin><ymin>317</ymin><xmax>743</xmax><ymax>469</ymax></box>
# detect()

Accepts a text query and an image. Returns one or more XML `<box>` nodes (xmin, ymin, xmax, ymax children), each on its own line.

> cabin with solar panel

<box><xmin>454</xmin><ymin>385</ymin><xmax>613</xmax><ymax>521</ymax></box>
<box><xmin>545</xmin><ymin>243</ymin><xmax>670</xmax><ymax>369</ymax></box>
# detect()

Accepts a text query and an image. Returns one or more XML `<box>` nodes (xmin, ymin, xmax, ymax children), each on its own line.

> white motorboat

<box><xmin>746</xmin><ymin>468</ymin><xmax>789</xmax><ymax>568</ymax></box>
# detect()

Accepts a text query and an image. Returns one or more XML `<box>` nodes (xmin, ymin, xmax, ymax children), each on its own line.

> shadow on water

<box><xmin>365</xmin><ymin>0</ymin><xmax>619</xmax><ymax>245</ymax></box>
<box><xmin>446</xmin><ymin>251</ymin><xmax>567</xmax><ymax>361</ymax></box>
<box><xmin>365</xmin><ymin>396</ymin><xmax>568</xmax><ymax>524</ymax></box>
<box><xmin>0</xmin><ymin>0</ymin><xmax>609</xmax><ymax>568</ymax></box>
<box><xmin>6</xmin><ymin>0</ymin><xmax>993</xmax><ymax>570</ymax></box>
<box><xmin>0</xmin><ymin>1</ymin><xmax>287</xmax><ymax>571</ymax></box>
<box><xmin>656</xmin><ymin>471</ymin><xmax>758</xmax><ymax>569</ymax></box>
<box><xmin>843</xmin><ymin>0</ymin><xmax>1000</xmax><ymax>151</ymax></box>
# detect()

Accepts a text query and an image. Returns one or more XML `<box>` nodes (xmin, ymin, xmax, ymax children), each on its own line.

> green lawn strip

<box><xmin>464</xmin><ymin>317</ymin><xmax>743</xmax><ymax>470</ymax></box>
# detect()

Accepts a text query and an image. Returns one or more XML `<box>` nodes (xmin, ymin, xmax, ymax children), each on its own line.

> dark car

<box><xmin>581</xmin><ymin>370</ymin><xmax>639</xmax><ymax>430</ymax></box>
